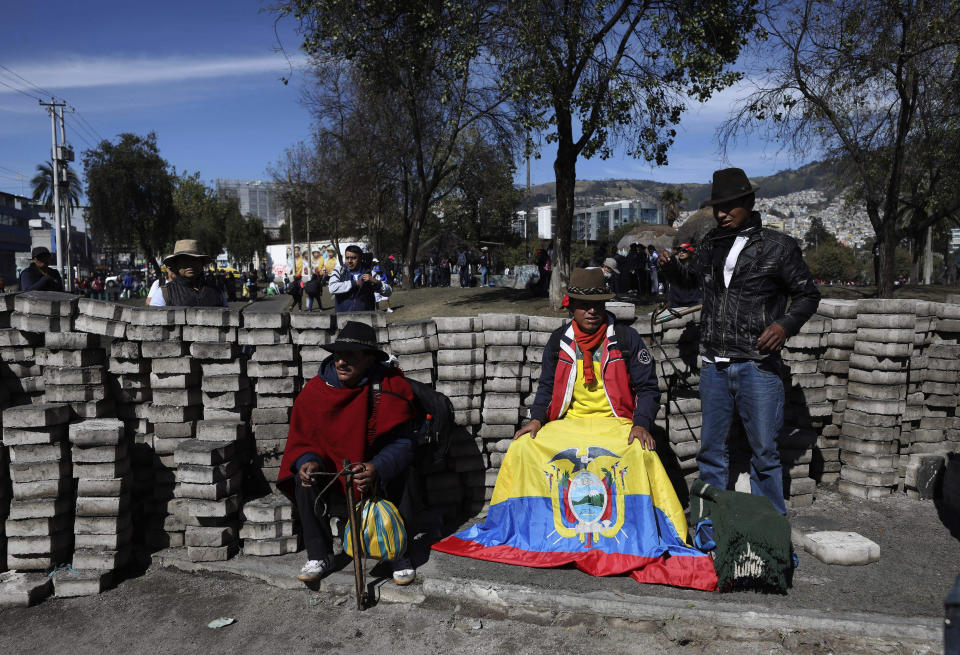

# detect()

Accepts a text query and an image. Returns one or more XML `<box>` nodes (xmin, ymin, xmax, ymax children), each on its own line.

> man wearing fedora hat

<box><xmin>278</xmin><ymin>321</ymin><xmax>418</xmax><ymax>585</ymax></box>
<box><xmin>149</xmin><ymin>239</ymin><xmax>226</xmax><ymax>307</ymax></box>
<box><xmin>516</xmin><ymin>267</ymin><xmax>660</xmax><ymax>448</ymax></box>
<box><xmin>19</xmin><ymin>246</ymin><xmax>64</xmax><ymax>292</ymax></box>
<box><xmin>658</xmin><ymin>167</ymin><xmax>820</xmax><ymax>514</ymax></box>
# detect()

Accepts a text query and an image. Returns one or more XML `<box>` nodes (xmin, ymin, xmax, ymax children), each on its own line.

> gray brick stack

<box><xmin>174</xmin><ymin>430</ymin><xmax>243</xmax><ymax>562</ymax></box>
<box><xmin>838</xmin><ymin>299</ymin><xmax>916</xmax><ymax>498</ymax></box>
<box><xmin>0</xmin><ymin>421</ymin><xmax>9</xmax><ymax>572</ymax></box>
<box><xmin>60</xmin><ymin>418</ymin><xmax>130</xmax><ymax>597</ymax></box>
<box><xmin>816</xmin><ymin>299</ymin><xmax>857</xmax><ymax>485</ymax></box>
<box><xmin>389</xmin><ymin>319</ymin><xmax>438</xmax><ymax>385</ymax></box>
<box><xmin>1</xmin><ymin>293</ymin><xmax>47</xmax><ymax>406</ymax></box>
<box><xmin>239</xmin><ymin>493</ymin><xmax>297</xmax><ymax>556</ymax></box>
<box><xmin>3</xmin><ymin>403</ymin><xmax>73</xmax><ymax>572</ymax></box>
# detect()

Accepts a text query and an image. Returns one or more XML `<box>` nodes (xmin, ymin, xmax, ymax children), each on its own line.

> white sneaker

<box><xmin>297</xmin><ymin>557</ymin><xmax>332</xmax><ymax>582</ymax></box>
<box><xmin>386</xmin><ymin>308</ymin><xmax>394</xmax><ymax>313</ymax></box>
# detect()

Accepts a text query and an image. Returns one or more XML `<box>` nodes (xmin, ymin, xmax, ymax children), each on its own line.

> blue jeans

<box><xmin>698</xmin><ymin>360</ymin><xmax>786</xmax><ymax>514</ymax></box>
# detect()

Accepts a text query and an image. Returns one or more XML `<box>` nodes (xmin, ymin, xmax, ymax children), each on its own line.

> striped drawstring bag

<box><xmin>344</xmin><ymin>497</ymin><xmax>407</xmax><ymax>562</ymax></box>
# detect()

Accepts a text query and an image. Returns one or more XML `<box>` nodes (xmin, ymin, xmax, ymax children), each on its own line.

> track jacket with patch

<box><xmin>529</xmin><ymin>317</ymin><xmax>660</xmax><ymax>429</ymax></box>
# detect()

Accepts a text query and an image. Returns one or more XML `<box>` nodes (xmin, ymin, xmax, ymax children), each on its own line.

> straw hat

<box><xmin>163</xmin><ymin>239</ymin><xmax>211</xmax><ymax>265</ymax></box>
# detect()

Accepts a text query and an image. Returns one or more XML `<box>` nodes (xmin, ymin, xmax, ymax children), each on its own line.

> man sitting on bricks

<box><xmin>433</xmin><ymin>267</ymin><xmax>719</xmax><ymax>591</ymax></box>
<box><xmin>278</xmin><ymin>321</ymin><xmax>418</xmax><ymax>585</ymax></box>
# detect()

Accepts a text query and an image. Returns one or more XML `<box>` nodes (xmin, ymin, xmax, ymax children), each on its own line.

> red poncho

<box><xmin>277</xmin><ymin>368</ymin><xmax>415</xmax><ymax>500</ymax></box>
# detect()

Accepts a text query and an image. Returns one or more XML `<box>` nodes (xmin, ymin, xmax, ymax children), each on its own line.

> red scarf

<box><xmin>278</xmin><ymin>368</ymin><xmax>414</xmax><ymax>499</ymax></box>
<box><xmin>572</xmin><ymin>321</ymin><xmax>607</xmax><ymax>386</ymax></box>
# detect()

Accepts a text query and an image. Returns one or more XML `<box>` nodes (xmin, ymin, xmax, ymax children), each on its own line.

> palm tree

<box><xmin>659</xmin><ymin>187</ymin><xmax>686</xmax><ymax>226</ymax></box>
<box><xmin>30</xmin><ymin>161</ymin><xmax>81</xmax><ymax>211</ymax></box>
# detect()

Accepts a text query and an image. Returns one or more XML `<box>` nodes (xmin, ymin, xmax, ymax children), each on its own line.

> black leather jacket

<box><xmin>662</xmin><ymin>213</ymin><xmax>820</xmax><ymax>360</ymax></box>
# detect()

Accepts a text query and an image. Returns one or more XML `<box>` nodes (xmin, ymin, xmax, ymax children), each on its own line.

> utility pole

<box><xmin>288</xmin><ymin>206</ymin><xmax>294</xmax><ymax>277</ymax></box>
<box><xmin>56</xmin><ymin>105</ymin><xmax>74</xmax><ymax>291</ymax></box>
<box><xmin>525</xmin><ymin>140</ymin><xmax>531</xmax><ymax>263</ymax></box>
<box><xmin>40</xmin><ymin>100</ymin><xmax>68</xmax><ymax>287</ymax></box>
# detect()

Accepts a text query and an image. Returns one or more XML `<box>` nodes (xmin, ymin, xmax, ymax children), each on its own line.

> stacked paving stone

<box><xmin>239</xmin><ymin>493</ymin><xmax>297</xmax><ymax>556</ymax></box>
<box><xmin>3</xmin><ymin>403</ymin><xmax>73</xmax><ymax>572</ymax></box>
<box><xmin>389</xmin><ymin>320</ymin><xmax>438</xmax><ymax>385</ymax></box>
<box><xmin>59</xmin><ymin>419</ymin><xmax>130</xmax><ymax>597</ymax></box>
<box><xmin>2</xmin><ymin>293</ymin><xmax>51</xmax><ymax>406</ymax></box>
<box><xmin>174</xmin><ymin>431</ymin><xmax>243</xmax><ymax>562</ymax></box>
<box><xmin>838</xmin><ymin>299</ymin><xmax>916</xmax><ymax>499</ymax></box>
<box><xmin>136</xmin><ymin>307</ymin><xmax>196</xmax><ymax>549</ymax></box>
<box><xmin>900</xmin><ymin>302</ymin><xmax>938</xmax><ymax>455</ymax></box>
<box><xmin>815</xmin><ymin>300</ymin><xmax>858</xmax><ymax>485</ymax></box>
<box><xmin>0</xmin><ymin>416</ymin><xmax>9</xmax><ymax>571</ymax></box>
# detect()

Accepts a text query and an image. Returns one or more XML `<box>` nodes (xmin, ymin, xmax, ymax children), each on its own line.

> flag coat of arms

<box><xmin>433</xmin><ymin>417</ymin><xmax>718</xmax><ymax>591</ymax></box>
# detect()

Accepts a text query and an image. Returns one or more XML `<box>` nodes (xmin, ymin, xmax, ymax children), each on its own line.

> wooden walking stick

<box><xmin>343</xmin><ymin>458</ymin><xmax>367</xmax><ymax>610</ymax></box>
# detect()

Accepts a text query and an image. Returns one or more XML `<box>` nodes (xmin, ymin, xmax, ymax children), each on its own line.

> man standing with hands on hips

<box><xmin>658</xmin><ymin>168</ymin><xmax>820</xmax><ymax>514</ymax></box>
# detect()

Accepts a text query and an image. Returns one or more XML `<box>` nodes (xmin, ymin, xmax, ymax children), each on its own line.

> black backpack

<box><xmin>405</xmin><ymin>378</ymin><xmax>455</xmax><ymax>465</ymax></box>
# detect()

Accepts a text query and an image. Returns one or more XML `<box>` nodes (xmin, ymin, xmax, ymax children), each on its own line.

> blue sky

<box><xmin>0</xmin><ymin>1</ymin><xmax>810</xmax><ymax>199</ymax></box>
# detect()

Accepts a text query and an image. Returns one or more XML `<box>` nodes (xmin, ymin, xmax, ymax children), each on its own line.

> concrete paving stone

<box><xmin>75</xmin><ymin>525</ymin><xmax>132</xmax><ymax>550</ymax></box>
<box><xmin>838</xmin><ymin>435</ymin><xmax>899</xmax><ymax>455</ymax></box>
<box><xmin>856</xmin><ymin>313</ymin><xmax>917</xmax><ymax>330</ymax></box>
<box><xmin>8</xmin><ymin>442</ymin><xmax>68</xmax><ymax>464</ymax></box>
<box><xmin>837</xmin><ymin>479</ymin><xmax>893</xmax><ymax>499</ymax></box>
<box><xmin>485</xmin><ymin>345</ymin><xmax>525</xmax><ymax>361</ymax></box>
<box><xmin>484</xmin><ymin>393</ymin><xmax>521</xmax><ymax>409</ymax></box>
<box><xmin>107</xmin><ymin>340</ymin><xmax>140</xmax><ymax>360</ymax></box>
<box><xmin>201</xmin><ymin>388</ymin><xmax>251</xmax><ymax>409</ymax></box>
<box><xmin>7</xmin><ymin>531</ymin><xmax>73</xmax><ymax>555</ymax></box>
<box><xmin>841</xmin><ymin>422</ymin><xmax>900</xmax><ymax>441</ymax></box>
<box><xmin>241</xmin><ymin>311</ymin><xmax>290</xmax><ymax>330</ymax></box>
<box><xmin>388</xmin><ymin>320</ymin><xmax>437</xmax><ymax>341</ymax></box>
<box><xmin>174</xmin><ymin>439</ymin><xmax>237</xmax><ymax>466</ymax></box>
<box><xmin>77</xmin><ymin>298</ymin><xmax>123</xmax><ymax>320</ymax></box>
<box><xmin>845</xmin><ymin>382</ymin><xmax>905</xmax><ymax>401</ymax></box>
<box><xmin>827</xmin><ymin>317</ymin><xmax>858</xmax><ymax>332</ymax></box>
<box><xmin>250</xmin><ymin>407</ymin><xmax>291</xmax><ymax>424</ymax></box>
<box><xmin>176</xmin><ymin>473</ymin><xmax>243</xmax><ymax>500</ymax></box>
<box><xmin>2</xmin><ymin>405</ymin><xmax>71</xmax><ymax>432</ymax></box>
<box><xmin>238</xmin><ymin>328</ymin><xmax>290</xmax><ymax>346</ymax></box>
<box><xmin>76</xmin><ymin>495</ymin><xmax>129</xmax><ymax>517</ymax></box>
<box><xmin>485</xmin><ymin>439</ymin><xmax>514</xmax><ymax>454</ymax></box>
<box><xmin>238</xmin><ymin>519</ymin><xmax>294</xmax><ymax>540</ymax></box>
<box><xmin>824</xmin><ymin>385</ymin><xmax>848</xmax><ymax>400</ymax></box>
<box><xmin>479</xmin><ymin>313</ymin><xmax>529</xmax><ymax>331</ymax></box>
<box><xmin>71</xmin><ymin>440</ymin><xmax>127</xmax><ymax>463</ymax></box>
<box><xmin>2</xmin><ymin>375</ymin><xmax>43</xmax><ymax>393</ymax></box>
<box><xmin>919</xmin><ymin>415</ymin><xmax>954</xmax><ymax>429</ymax></box>
<box><xmin>405</xmin><ymin>369</ymin><xmax>434</xmax><ymax>384</ymax></box>
<box><xmin>843</xmin><ymin>408</ymin><xmax>900</xmax><ymax>428</ymax></box>
<box><xmin>73</xmin><ymin>315</ymin><xmax>126</xmax><ymax>339</ymax></box>
<box><xmin>937</xmin><ymin>318</ymin><xmax>960</xmax><ymax>332</ymax></box>
<box><xmin>188</xmin><ymin>342</ymin><xmax>239</xmax><ymax>361</ymax></box>
<box><xmin>253</xmin><ymin>438</ymin><xmax>285</xmax><ymax>455</ymax></box>
<box><xmin>10</xmin><ymin>459</ymin><xmax>71</xmax><ymax>483</ymax></box>
<box><xmin>45</xmin><ymin>365</ymin><xmax>106</xmax><ymax>386</ymax></box>
<box><xmin>176</xmin><ymin>460</ymin><xmax>241</xmax><ymax>484</ymax></box>
<box><xmin>254</xmin><ymin>378</ymin><xmax>297</xmax><ymax>395</ymax></box>
<box><xmin>181</xmin><ymin>325</ymin><xmax>236</xmax><ymax>343</ymax></box>
<box><xmin>1</xmin><ymin>361</ymin><xmax>42</xmax><ymax>378</ymax></box>
<box><xmin>436</xmin><ymin>364</ymin><xmax>484</xmax><ymax>381</ymax></box>
<box><xmin>149</xmin><ymin>404</ymin><xmax>204</xmax><ymax>424</ymax></box>
<box><xmin>185</xmin><ymin>524</ymin><xmax>237</xmax><ymax>547</ymax></box>
<box><xmin>152</xmin><ymin>388</ymin><xmax>202</xmax><ymax>407</ymax></box>
<box><xmin>856</xmin><ymin>327</ymin><xmax>916</xmax><ymax>344</ymax></box>
<box><xmin>435</xmin><ymin>380</ymin><xmax>482</xmax><ymax>396</ymax></box>
<box><xmin>204</xmin><ymin>406</ymin><xmax>251</xmax><ymax>422</ymax></box>
<box><xmin>287</xmin><ymin>312</ymin><xmax>335</xmax><ymax>330</ymax></box>
<box><xmin>241</xmin><ymin>535</ymin><xmax>300</xmax><ymax>556</ymax></box>
<box><xmin>844</xmin><ymin>396</ymin><xmax>903</xmax><ymax>415</ymax></box>
<box><xmin>183</xmin><ymin>307</ymin><xmax>240</xmax><ymax>327</ymax></box>
<box><xmin>0</xmin><ymin>571</ymin><xmax>53</xmax><ymax>607</ymax></box>
<box><xmin>486</xmin><ymin>362</ymin><xmax>526</xmax><ymax>378</ymax></box>
<box><xmin>252</xmin><ymin>423</ymin><xmax>288</xmax><ymax>441</ymax></box>
<box><xmin>389</xmin><ymin>335</ymin><xmax>439</xmax><ymax>355</ymax></box>
<box><xmin>7</xmin><ymin>497</ymin><xmax>71</xmax><ymax>520</ymax></box>
<box><xmin>840</xmin><ymin>465</ymin><xmax>898</xmax><ymax>487</ymax></box>
<box><xmin>15</xmin><ymin>291</ymin><xmax>78</xmax><ymax>317</ymax></box>
<box><xmin>484</xmin><ymin>331</ymin><xmax>529</xmax><ymax>347</ymax></box>
<box><xmin>437</xmin><ymin>332</ymin><xmax>485</xmax><ymax>348</ymax></box>
<box><xmin>126</xmin><ymin>324</ymin><xmax>182</xmax><ymax>341</ymax></box>
<box><xmin>74</xmin><ymin>513</ymin><xmax>131</xmax><ymax>535</ymax></box>
<box><xmin>74</xmin><ymin>460</ymin><xmax>130</xmax><ymax>480</ymax></box>
<box><xmin>910</xmin><ymin>428</ymin><xmax>946</xmax><ymax>443</ymax></box>
<box><xmin>791</xmin><ymin>372</ymin><xmax>825</xmax><ymax>388</ymax></box>
<box><xmin>432</xmin><ymin>316</ymin><xmax>476</xmax><ymax>332</ymax></box>
<box><xmin>201</xmin><ymin>360</ymin><xmax>246</xmax><ymax>377</ymax></box>
<box><xmin>476</xmin><ymin>423</ymin><xmax>515</xmax><ymax>440</ymax></box>
<box><xmin>195</xmin><ymin>420</ymin><xmax>248</xmax><ymax>442</ymax></box>
<box><xmin>123</xmin><ymin>305</ymin><xmax>185</xmax><ymax>326</ymax></box>
<box><xmin>921</xmin><ymin>380</ymin><xmax>957</xmax><ymax>395</ymax></box>
<box><xmin>786</xmin><ymin>359</ymin><xmax>820</xmax><ymax>375</ymax></box>
<box><xmin>824</xmin><ymin>333</ymin><xmax>856</xmax><ymax>348</ymax></box>
<box><xmin>525</xmin><ymin>346</ymin><xmax>545</xmax><ymax>363</ymax></box>
<box><xmin>53</xmin><ymin>570</ymin><xmax>113</xmax><ymax>597</ymax></box>
<box><xmin>77</xmin><ymin>477</ymin><xmax>130</xmax><ymax>497</ymax></box>
<box><xmin>6</xmin><ymin>550</ymin><xmax>71</xmax><ymax>571</ymax></box>
<box><xmin>925</xmin><ymin>343</ymin><xmax>960</xmax><ymax>358</ymax></box>
<box><xmin>4</xmin><ymin>514</ymin><xmax>73</xmax><ymax>537</ymax></box>
<box><xmin>604</xmin><ymin>301</ymin><xmax>635</xmax><ymax>321</ymax></box>
<box><xmin>437</xmin><ymin>348</ymin><xmax>485</xmax><ymax>366</ymax></box>
<box><xmin>527</xmin><ymin>332</ymin><xmax>552</xmax><ymax>348</ymax></box>
<box><xmin>150</xmin><ymin>357</ymin><xmax>199</xmax><ymax>376</ymax></box>
<box><xmin>72</xmin><ymin>548</ymin><xmax>130</xmax><ymax>571</ymax></box>
<box><xmin>449</xmin><ymin>395</ymin><xmax>482</xmax><ymax>411</ymax></box>
<box><xmin>240</xmin><ymin>494</ymin><xmax>295</xmax><ymax>523</ymax></box>
<box><xmin>45</xmin><ymin>384</ymin><xmax>107</xmax><ymax>403</ymax></box>
<box><xmin>784</xmin><ymin>334</ymin><xmax>821</xmax><ymax>349</ymax></box>
<box><xmin>853</xmin><ymin>340</ymin><xmax>914</xmax><ymax>359</ymax></box>
<box><xmin>483</xmin><ymin>377</ymin><xmax>529</xmax><ymax>393</ymax></box>
<box><xmin>0</xmin><ymin>345</ymin><xmax>36</xmax><ymax>362</ymax></box>
<box><xmin>848</xmin><ymin>367</ymin><xmax>908</xmax><ymax>385</ymax></box>
<box><xmin>183</xmin><ymin>495</ymin><xmax>240</xmax><ymax>519</ymax></box>
<box><xmin>254</xmin><ymin>395</ymin><xmax>296</xmax><ymax>409</ymax></box>
<box><xmin>840</xmin><ymin>452</ymin><xmax>899</xmax><ymax>469</ymax></box>
<box><xmin>481</xmin><ymin>407</ymin><xmax>519</xmax><ymax>424</ymax></box>
<box><xmin>10</xmin><ymin>312</ymin><xmax>72</xmax><ymax>334</ymax></box>
<box><xmin>141</xmin><ymin>341</ymin><xmax>190</xmax><ymax>358</ymax></box>
<box><xmin>454</xmin><ymin>409</ymin><xmax>481</xmax><ymax>426</ymax></box>
<box><xmin>923</xmin><ymin>368</ymin><xmax>959</xmax><ymax>383</ymax></box>
<box><xmin>290</xmin><ymin>329</ymin><xmax>334</xmax><ymax>346</ymax></box>
<box><xmin>925</xmin><ymin>358</ymin><xmax>960</xmax><ymax>372</ymax></box>
<box><xmin>394</xmin><ymin>352</ymin><xmax>434</xmax><ymax>371</ymax></box>
<box><xmin>855</xmin><ymin>298</ymin><xmax>917</xmax><ymax>314</ymax></box>
<box><xmin>253</xmin><ymin>344</ymin><xmax>296</xmax><ymax>362</ymax></box>
<box><xmin>201</xmin><ymin>375</ymin><xmax>250</xmax><ymax>393</ymax></box>
<box><xmin>147</xmin><ymin>372</ymin><xmax>199</xmax><ymax>390</ymax></box>
<box><xmin>153</xmin><ymin>422</ymin><xmax>195</xmax><ymax>439</ymax></box>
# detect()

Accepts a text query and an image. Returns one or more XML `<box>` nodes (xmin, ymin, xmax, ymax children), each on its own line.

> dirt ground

<box><xmin>0</xmin><ymin>566</ymin><xmax>925</xmax><ymax>655</ymax></box>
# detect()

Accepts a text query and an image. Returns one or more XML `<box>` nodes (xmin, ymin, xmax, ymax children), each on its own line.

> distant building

<box><xmin>534</xmin><ymin>196</ymin><xmax>663</xmax><ymax>242</ymax></box>
<box><xmin>536</xmin><ymin>205</ymin><xmax>557</xmax><ymax>239</ymax></box>
<box><xmin>0</xmin><ymin>191</ymin><xmax>38</xmax><ymax>283</ymax></box>
<box><xmin>215</xmin><ymin>180</ymin><xmax>283</xmax><ymax>237</ymax></box>
<box><xmin>951</xmin><ymin>228</ymin><xmax>960</xmax><ymax>253</ymax></box>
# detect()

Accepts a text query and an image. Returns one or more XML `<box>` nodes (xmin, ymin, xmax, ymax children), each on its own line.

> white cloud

<box><xmin>0</xmin><ymin>53</ymin><xmax>308</xmax><ymax>93</ymax></box>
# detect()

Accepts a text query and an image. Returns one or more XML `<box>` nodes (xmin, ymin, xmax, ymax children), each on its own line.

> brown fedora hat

<box><xmin>163</xmin><ymin>239</ymin><xmax>211</xmax><ymax>265</ymax></box>
<box><xmin>565</xmin><ymin>267</ymin><xmax>615</xmax><ymax>301</ymax></box>
<box><xmin>700</xmin><ymin>167</ymin><xmax>760</xmax><ymax>208</ymax></box>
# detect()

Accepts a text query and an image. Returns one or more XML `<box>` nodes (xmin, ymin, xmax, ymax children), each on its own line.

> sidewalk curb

<box><xmin>151</xmin><ymin>549</ymin><xmax>940</xmax><ymax>646</ymax></box>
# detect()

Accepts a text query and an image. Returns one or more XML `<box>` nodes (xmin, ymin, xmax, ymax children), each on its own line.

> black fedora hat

<box><xmin>700</xmin><ymin>168</ymin><xmax>760</xmax><ymax>208</ymax></box>
<box><xmin>327</xmin><ymin>321</ymin><xmax>388</xmax><ymax>361</ymax></box>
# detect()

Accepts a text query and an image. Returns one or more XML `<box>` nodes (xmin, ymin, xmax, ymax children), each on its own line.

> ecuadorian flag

<box><xmin>433</xmin><ymin>417</ymin><xmax>718</xmax><ymax>591</ymax></box>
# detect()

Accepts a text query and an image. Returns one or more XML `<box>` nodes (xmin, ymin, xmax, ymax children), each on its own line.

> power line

<box><xmin>65</xmin><ymin>114</ymin><xmax>97</xmax><ymax>150</ymax></box>
<box><xmin>0</xmin><ymin>64</ymin><xmax>59</xmax><ymax>100</ymax></box>
<box><xmin>71</xmin><ymin>108</ymin><xmax>105</xmax><ymax>143</ymax></box>
<box><xmin>0</xmin><ymin>76</ymin><xmax>43</xmax><ymax>102</ymax></box>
